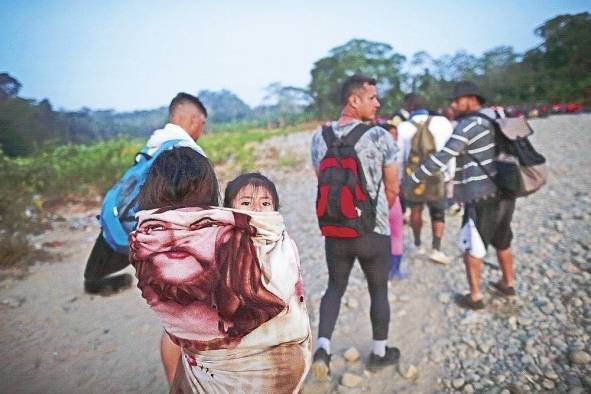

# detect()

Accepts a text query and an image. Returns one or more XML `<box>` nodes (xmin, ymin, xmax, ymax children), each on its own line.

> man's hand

<box><xmin>400</xmin><ymin>175</ymin><xmax>417</xmax><ymax>195</ymax></box>
<box><xmin>382</xmin><ymin>164</ymin><xmax>399</xmax><ymax>208</ymax></box>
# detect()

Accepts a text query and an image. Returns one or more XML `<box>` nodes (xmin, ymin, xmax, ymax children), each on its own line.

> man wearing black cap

<box><xmin>402</xmin><ymin>81</ymin><xmax>517</xmax><ymax>310</ymax></box>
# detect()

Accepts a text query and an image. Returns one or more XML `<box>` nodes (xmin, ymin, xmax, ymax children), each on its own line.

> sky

<box><xmin>1</xmin><ymin>0</ymin><xmax>589</xmax><ymax>111</ymax></box>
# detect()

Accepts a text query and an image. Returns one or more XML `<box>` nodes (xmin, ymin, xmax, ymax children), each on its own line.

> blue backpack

<box><xmin>100</xmin><ymin>139</ymin><xmax>182</xmax><ymax>253</ymax></box>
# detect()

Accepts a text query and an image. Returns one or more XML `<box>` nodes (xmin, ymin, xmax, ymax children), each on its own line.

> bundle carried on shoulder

<box><xmin>129</xmin><ymin>207</ymin><xmax>311</xmax><ymax>393</ymax></box>
<box><xmin>468</xmin><ymin>113</ymin><xmax>547</xmax><ymax>198</ymax></box>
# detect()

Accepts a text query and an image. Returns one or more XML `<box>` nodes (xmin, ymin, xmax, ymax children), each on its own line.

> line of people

<box><xmin>83</xmin><ymin>77</ymin><xmax>519</xmax><ymax>392</ymax></box>
<box><xmin>309</xmin><ymin>76</ymin><xmax>518</xmax><ymax>380</ymax></box>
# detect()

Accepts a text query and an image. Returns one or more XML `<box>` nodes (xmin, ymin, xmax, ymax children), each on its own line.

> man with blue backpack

<box><xmin>83</xmin><ymin>92</ymin><xmax>208</xmax><ymax>295</ymax></box>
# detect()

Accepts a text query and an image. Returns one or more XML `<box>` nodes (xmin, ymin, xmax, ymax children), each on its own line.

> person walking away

<box><xmin>310</xmin><ymin>74</ymin><xmax>400</xmax><ymax>380</ymax></box>
<box><xmin>397</xmin><ymin>94</ymin><xmax>454</xmax><ymax>265</ymax></box>
<box><xmin>131</xmin><ymin>151</ymin><xmax>310</xmax><ymax>393</ymax></box>
<box><xmin>401</xmin><ymin>81</ymin><xmax>517</xmax><ymax>310</ymax></box>
<box><xmin>82</xmin><ymin>93</ymin><xmax>208</xmax><ymax>385</ymax></box>
<box><xmin>380</xmin><ymin>121</ymin><xmax>406</xmax><ymax>280</ymax></box>
<box><xmin>83</xmin><ymin>92</ymin><xmax>208</xmax><ymax>295</ymax></box>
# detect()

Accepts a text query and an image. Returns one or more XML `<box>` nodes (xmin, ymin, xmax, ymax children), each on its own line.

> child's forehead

<box><xmin>238</xmin><ymin>183</ymin><xmax>272</xmax><ymax>196</ymax></box>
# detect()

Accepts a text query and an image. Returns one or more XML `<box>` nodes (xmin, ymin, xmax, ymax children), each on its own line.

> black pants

<box><xmin>84</xmin><ymin>232</ymin><xmax>130</xmax><ymax>281</ymax></box>
<box><xmin>462</xmin><ymin>197</ymin><xmax>515</xmax><ymax>250</ymax></box>
<box><xmin>318</xmin><ymin>232</ymin><xmax>391</xmax><ymax>341</ymax></box>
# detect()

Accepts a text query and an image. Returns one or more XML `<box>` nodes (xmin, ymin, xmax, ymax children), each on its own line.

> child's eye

<box><xmin>240</xmin><ymin>201</ymin><xmax>251</xmax><ymax>206</ymax></box>
<box><xmin>262</xmin><ymin>201</ymin><xmax>272</xmax><ymax>206</ymax></box>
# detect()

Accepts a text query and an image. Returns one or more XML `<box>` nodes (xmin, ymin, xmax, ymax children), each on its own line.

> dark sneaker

<box><xmin>455</xmin><ymin>293</ymin><xmax>485</xmax><ymax>310</ymax></box>
<box><xmin>489</xmin><ymin>281</ymin><xmax>517</xmax><ymax>297</ymax></box>
<box><xmin>311</xmin><ymin>348</ymin><xmax>331</xmax><ymax>381</ymax></box>
<box><xmin>84</xmin><ymin>273</ymin><xmax>133</xmax><ymax>295</ymax></box>
<box><xmin>367</xmin><ymin>346</ymin><xmax>400</xmax><ymax>372</ymax></box>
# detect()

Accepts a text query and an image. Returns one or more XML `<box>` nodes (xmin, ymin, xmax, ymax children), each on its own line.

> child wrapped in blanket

<box><xmin>129</xmin><ymin>147</ymin><xmax>311</xmax><ymax>393</ymax></box>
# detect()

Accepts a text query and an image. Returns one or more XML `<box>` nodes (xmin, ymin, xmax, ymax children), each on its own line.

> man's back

<box><xmin>311</xmin><ymin>120</ymin><xmax>398</xmax><ymax>236</ymax></box>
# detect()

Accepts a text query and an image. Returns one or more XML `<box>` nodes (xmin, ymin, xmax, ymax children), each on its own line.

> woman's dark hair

<box><xmin>223</xmin><ymin>172</ymin><xmax>279</xmax><ymax>210</ymax></box>
<box><xmin>138</xmin><ymin>146</ymin><xmax>219</xmax><ymax>210</ymax></box>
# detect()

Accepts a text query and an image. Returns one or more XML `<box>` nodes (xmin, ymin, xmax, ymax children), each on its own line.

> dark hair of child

<box><xmin>223</xmin><ymin>172</ymin><xmax>279</xmax><ymax>211</ymax></box>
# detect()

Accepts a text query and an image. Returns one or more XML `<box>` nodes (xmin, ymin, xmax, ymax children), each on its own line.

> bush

<box><xmin>0</xmin><ymin>122</ymin><xmax>307</xmax><ymax>268</ymax></box>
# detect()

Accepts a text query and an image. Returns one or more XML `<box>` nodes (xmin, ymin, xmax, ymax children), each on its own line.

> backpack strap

<box><xmin>321</xmin><ymin>122</ymin><xmax>382</xmax><ymax>206</ymax></box>
<box><xmin>342</xmin><ymin>123</ymin><xmax>372</xmax><ymax>146</ymax></box>
<box><xmin>409</xmin><ymin>115</ymin><xmax>432</xmax><ymax>131</ymax></box>
<box><xmin>321</xmin><ymin>122</ymin><xmax>371</xmax><ymax>148</ymax></box>
<box><xmin>134</xmin><ymin>139</ymin><xmax>183</xmax><ymax>164</ymax></box>
<box><xmin>465</xmin><ymin>150</ymin><xmax>498</xmax><ymax>187</ymax></box>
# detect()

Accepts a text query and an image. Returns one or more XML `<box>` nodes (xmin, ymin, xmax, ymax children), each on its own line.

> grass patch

<box><xmin>0</xmin><ymin>122</ymin><xmax>310</xmax><ymax>269</ymax></box>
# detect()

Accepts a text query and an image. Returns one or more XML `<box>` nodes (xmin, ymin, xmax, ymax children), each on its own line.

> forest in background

<box><xmin>1</xmin><ymin>12</ymin><xmax>589</xmax><ymax>158</ymax></box>
<box><xmin>0</xmin><ymin>12</ymin><xmax>589</xmax><ymax>267</ymax></box>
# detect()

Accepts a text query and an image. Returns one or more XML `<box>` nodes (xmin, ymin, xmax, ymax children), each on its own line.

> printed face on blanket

<box><xmin>129</xmin><ymin>207</ymin><xmax>288</xmax><ymax>351</ymax></box>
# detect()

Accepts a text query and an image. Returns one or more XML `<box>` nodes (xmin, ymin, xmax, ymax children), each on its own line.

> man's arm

<box><xmin>405</xmin><ymin>120</ymin><xmax>474</xmax><ymax>186</ymax></box>
<box><xmin>310</xmin><ymin>128</ymin><xmax>325</xmax><ymax>179</ymax></box>
<box><xmin>383</xmin><ymin>163</ymin><xmax>399</xmax><ymax>208</ymax></box>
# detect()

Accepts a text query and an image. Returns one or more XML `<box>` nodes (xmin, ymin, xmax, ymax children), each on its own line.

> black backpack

<box><xmin>467</xmin><ymin>113</ymin><xmax>547</xmax><ymax>198</ymax></box>
<box><xmin>315</xmin><ymin>123</ymin><xmax>378</xmax><ymax>238</ymax></box>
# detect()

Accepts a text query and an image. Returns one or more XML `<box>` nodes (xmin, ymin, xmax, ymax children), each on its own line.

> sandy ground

<box><xmin>1</xmin><ymin>114</ymin><xmax>590</xmax><ymax>393</ymax></box>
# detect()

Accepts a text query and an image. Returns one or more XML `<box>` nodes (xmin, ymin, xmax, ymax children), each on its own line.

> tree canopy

<box><xmin>309</xmin><ymin>39</ymin><xmax>406</xmax><ymax>117</ymax></box>
<box><xmin>1</xmin><ymin>12</ymin><xmax>589</xmax><ymax>157</ymax></box>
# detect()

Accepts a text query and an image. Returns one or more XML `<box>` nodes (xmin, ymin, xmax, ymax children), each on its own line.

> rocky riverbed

<box><xmin>1</xmin><ymin>114</ymin><xmax>590</xmax><ymax>393</ymax></box>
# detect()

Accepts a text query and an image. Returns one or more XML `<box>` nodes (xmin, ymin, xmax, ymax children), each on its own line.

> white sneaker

<box><xmin>429</xmin><ymin>250</ymin><xmax>451</xmax><ymax>265</ymax></box>
<box><xmin>409</xmin><ymin>244</ymin><xmax>427</xmax><ymax>256</ymax></box>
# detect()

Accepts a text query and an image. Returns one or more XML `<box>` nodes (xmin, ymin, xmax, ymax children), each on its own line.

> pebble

<box><xmin>402</xmin><ymin>365</ymin><xmax>419</xmax><ymax>381</ymax></box>
<box><xmin>542</xmin><ymin>379</ymin><xmax>555</xmax><ymax>390</ymax></box>
<box><xmin>568</xmin><ymin>388</ymin><xmax>587</xmax><ymax>394</ymax></box>
<box><xmin>494</xmin><ymin>374</ymin><xmax>506</xmax><ymax>384</ymax></box>
<box><xmin>343</xmin><ymin>347</ymin><xmax>360</xmax><ymax>362</ymax></box>
<box><xmin>1</xmin><ymin>296</ymin><xmax>26</xmax><ymax>308</ymax></box>
<box><xmin>508</xmin><ymin>316</ymin><xmax>518</xmax><ymax>330</ymax></box>
<box><xmin>544</xmin><ymin>370</ymin><xmax>558</xmax><ymax>381</ymax></box>
<box><xmin>345</xmin><ymin>297</ymin><xmax>359</xmax><ymax>309</ymax></box>
<box><xmin>452</xmin><ymin>378</ymin><xmax>465</xmax><ymax>389</ymax></box>
<box><xmin>463</xmin><ymin>384</ymin><xmax>475</xmax><ymax>393</ymax></box>
<box><xmin>569</xmin><ymin>350</ymin><xmax>591</xmax><ymax>364</ymax></box>
<box><xmin>340</xmin><ymin>372</ymin><xmax>363</xmax><ymax>388</ymax></box>
<box><xmin>438</xmin><ymin>293</ymin><xmax>451</xmax><ymax>304</ymax></box>
<box><xmin>399</xmin><ymin>294</ymin><xmax>411</xmax><ymax>303</ymax></box>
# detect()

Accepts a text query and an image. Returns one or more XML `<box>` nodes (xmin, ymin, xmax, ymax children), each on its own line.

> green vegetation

<box><xmin>0</xmin><ymin>125</ymin><xmax>299</xmax><ymax>267</ymax></box>
<box><xmin>1</xmin><ymin>11</ymin><xmax>589</xmax><ymax>267</ymax></box>
<box><xmin>308</xmin><ymin>12</ymin><xmax>590</xmax><ymax>117</ymax></box>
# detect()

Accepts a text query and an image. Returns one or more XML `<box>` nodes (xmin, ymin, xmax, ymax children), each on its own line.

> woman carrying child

<box><xmin>129</xmin><ymin>147</ymin><xmax>311</xmax><ymax>393</ymax></box>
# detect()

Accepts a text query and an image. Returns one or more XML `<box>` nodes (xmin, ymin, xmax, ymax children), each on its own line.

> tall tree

<box><xmin>198</xmin><ymin>89</ymin><xmax>253</xmax><ymax>123</ymax></box>
<box><xmin>523</xmin><ymin>12</ymin><xmax>591</xmax><ymax>103</ymax></box>
<box><xmin>0</xmin><ymin>73</ymin><xmax>22</xmax><ymax>100</ymax></box>
<box><xmin>309</xmin><ymin>39</ymin><xmax>406</xmax><ymax>117</ymax></box>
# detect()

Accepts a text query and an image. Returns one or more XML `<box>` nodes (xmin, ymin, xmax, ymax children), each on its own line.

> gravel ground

<box><xmin>0</xmin><ymin>114</ymin><xmax>589</xmax><ymax>393</ymax></box>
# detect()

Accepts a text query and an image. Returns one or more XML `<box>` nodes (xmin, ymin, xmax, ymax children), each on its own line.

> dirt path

<box><xmin>1</xmin><ymin>114</ymin><xmax>590</xmax><ymax>393</ymax></box>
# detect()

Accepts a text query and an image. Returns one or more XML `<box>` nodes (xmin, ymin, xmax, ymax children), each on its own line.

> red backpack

<box><xmin>315</xmin><ymin>123</ymin><xmax>379</xmax><ymax>238</ymax></box>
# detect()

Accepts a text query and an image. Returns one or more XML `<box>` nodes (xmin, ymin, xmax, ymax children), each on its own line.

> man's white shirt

<box><xmin>396</xmin><ymin>114</ymin><xmax>455</xmax><ymax>181</ymax></box>
<box><xmin>144</xmin><ymin>123</ymin><xmax>206</xmax><ymax>157</ymax></box>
